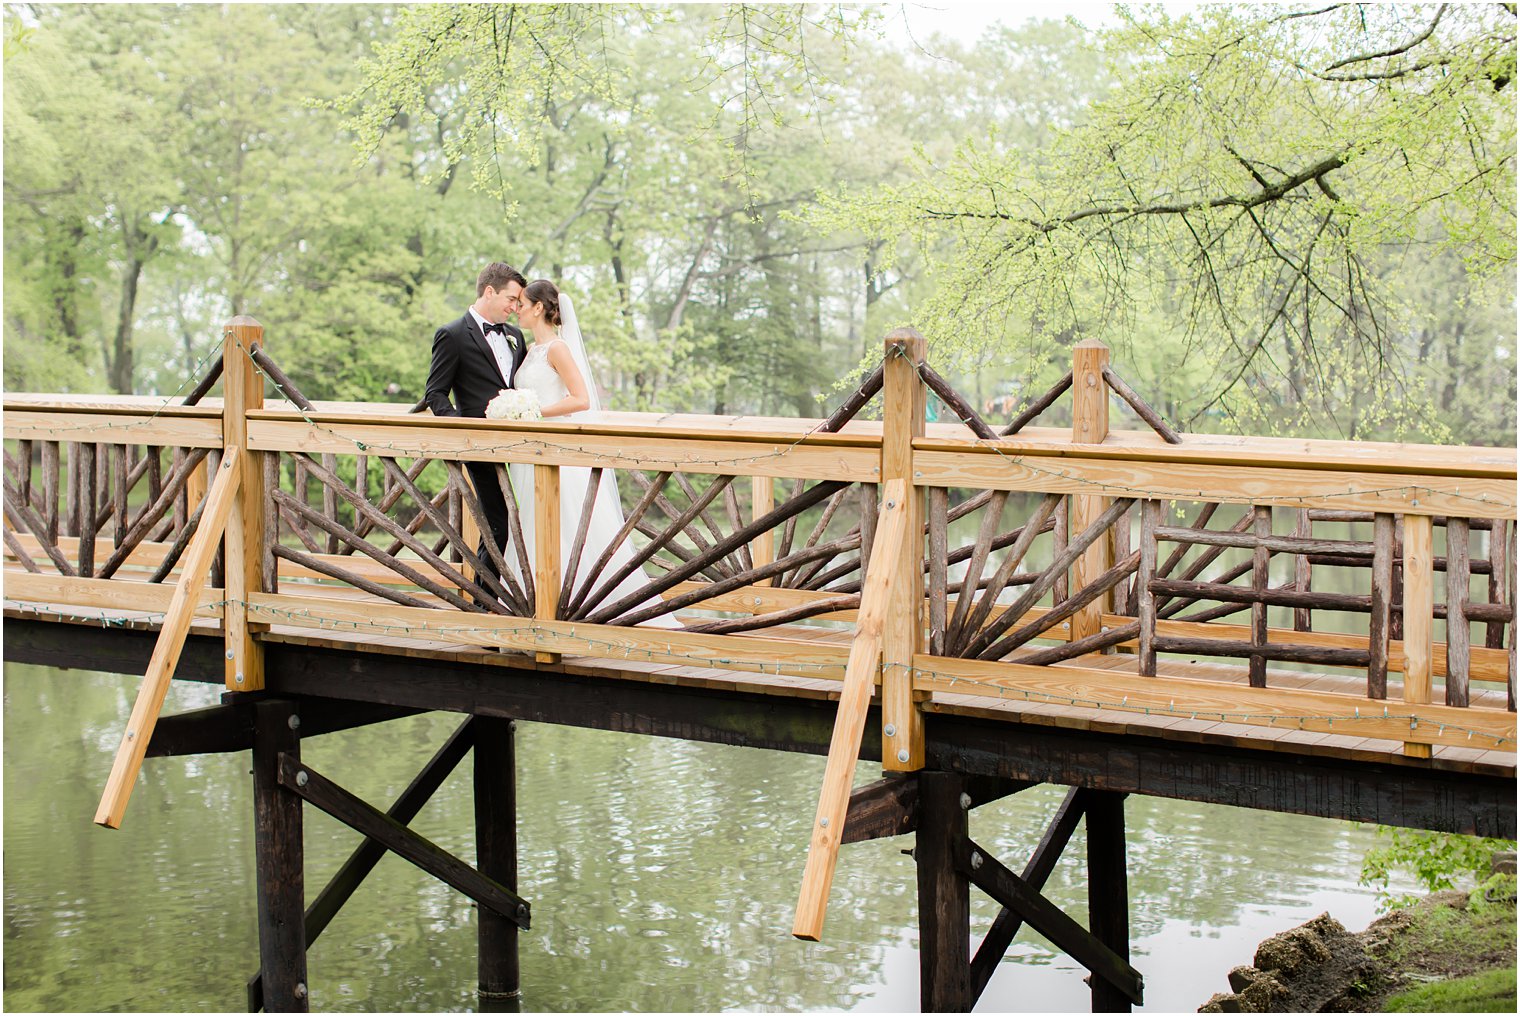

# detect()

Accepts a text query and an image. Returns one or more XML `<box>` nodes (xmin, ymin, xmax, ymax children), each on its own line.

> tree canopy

<box><xmin>3</xmin><ymin>3</ymin><xmax>1513</xmax><ymax>445</ymax></box>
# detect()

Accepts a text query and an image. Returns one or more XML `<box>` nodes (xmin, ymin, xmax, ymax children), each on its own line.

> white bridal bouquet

<box><xmin>485</xmin><ymin>389</ymin><xmax>542</xmax><ymax>421</ymax></box>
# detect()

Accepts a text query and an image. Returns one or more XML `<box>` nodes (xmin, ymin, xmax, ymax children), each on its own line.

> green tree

<box><xmin>821</xmin><ymin>4</ymin><xmax>1517</xmax><ymax>440</ymax></box>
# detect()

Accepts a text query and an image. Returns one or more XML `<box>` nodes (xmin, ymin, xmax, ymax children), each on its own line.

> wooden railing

<box><xmin>3</xmin><ymin>319</ymin><xmax>1516</xmax><ymax>929</ymax></box>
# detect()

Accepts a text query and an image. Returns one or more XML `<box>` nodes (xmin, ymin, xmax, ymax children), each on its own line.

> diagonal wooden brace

<box><xmin>275</xmin><ymin>753</ymin><xmax>530</xmax><ymax>930</ymax></box>
<box><xmin>791</xmin><ymin>478</ymin><xmax>909</xmax><ymax>942</ymax></box>
<box><xmin>94</xmin><ymin>446</ymin><xmax>242</xmax><ymax>829</ymax></box>
<box><xmin>958</xmin><ymin>836</ymin><xmax>1143</xmax><ymax>1005</ymax></box>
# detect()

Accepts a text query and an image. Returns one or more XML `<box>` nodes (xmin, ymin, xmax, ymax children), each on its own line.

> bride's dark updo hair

<box><xmin>522</xmin><ymin>280</ymin><xmax>562</xmax><ymax>327</ymax></box>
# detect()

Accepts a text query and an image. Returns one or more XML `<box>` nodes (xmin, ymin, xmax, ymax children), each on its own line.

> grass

<box><xmin>1385</xmin><ymin>967</ymin><xmax>1517</xmax><ymax>1012</ymax></box>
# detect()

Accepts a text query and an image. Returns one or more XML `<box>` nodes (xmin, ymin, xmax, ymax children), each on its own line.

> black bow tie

<box><xmin>482</xmin><ymin>321</ymin><xmax>510</xmax><ymax>336</ymax></box>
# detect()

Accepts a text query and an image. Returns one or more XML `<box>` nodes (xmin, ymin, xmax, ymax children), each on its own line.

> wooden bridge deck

<box><xmin>8</xmin><ymin>586</ymin><xmax>1512</xmax><ymax>778</ymax></box>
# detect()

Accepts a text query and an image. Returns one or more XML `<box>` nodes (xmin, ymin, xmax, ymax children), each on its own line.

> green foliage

<box><xmin>821</xmin><ymin>3</ymin><xmax>1517</xmax><ymax>441</ymax></box>
<box><xmin>1360</xmin><ymin>828</ymin><xmax>1516</xmax><ymax>909</ymax></box>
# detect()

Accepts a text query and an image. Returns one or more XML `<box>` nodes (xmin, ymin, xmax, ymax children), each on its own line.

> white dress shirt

<box><xmin>469</xmin><ymin>308</ymin><xmax>515</xmax><ymax>386</ymax></box>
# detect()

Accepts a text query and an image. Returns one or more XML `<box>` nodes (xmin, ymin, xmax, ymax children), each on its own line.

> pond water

<box><xmin>3</xmin><ymin>662</ymin><xmax>1416</xmax><ymax>1012</ymax></box>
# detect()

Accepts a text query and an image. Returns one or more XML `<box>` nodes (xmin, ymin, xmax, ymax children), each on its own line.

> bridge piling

<box><xmin>1085</xmin><ymin>791</ymin><xmax>1131</xmax><ymax>1013</ymax></box>
<box><xmin>252</xmin><ymin>698</ymin><xmax>309</xmax><ymax>1012</ymax></box>
<box><xmin>474</xmin><ymin>716</ymin><xmax>521</xmax><ymax>999</ymax></box>
<box><xmin>915</xmin><ymin>770</ymin><xmax>972</xmax><ymax>1011</ymax></box>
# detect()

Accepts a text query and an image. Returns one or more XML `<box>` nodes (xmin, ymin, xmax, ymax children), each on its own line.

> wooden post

<box><xmin>252</xmin><ymin>698</ymin><xmax>308</xmax><ymax>1012</ymax></box>
<box><xmin>1293</xmin><ymin>510</ymin><xmax>1313</xmax><ymax>631</ymax></box>
<box><xmin>1137</xmin><ymin>500</ymin><xmax>1160</xmax><ymax>676</ymax></box>
<box><xmin>1403</xmin><ymin>514</ymin><xmax>1434</xmax><ymax>758</ymax></box>
<box><xmin>1368</xmin><ymin>513</ymin><xmax>1395</xmax><ymax>699</ymax></box>
<box><xmin>1070</xmin><ymin>340</ymin><xmax>1111</xmax><ymax>644</ymax></box>
<box><xmin>1249</xmin><ymin>506</ymin><xmax>1271</xmax><ymax>688</ymax></box>
<box><xmin>1445</xmin><ymin>518</ymin><xmax>1471</xmax><ymax>707</ymax></box>
<box><xmin>1086</xmin><ymin>791</ymin><xmax>1132</xmax><ymax>1013</ymax></box>
<box><xmin>475</xmin><ymin>716</ymin><xmax>519</xmax><ymax>999</ymax></box>
<box><xmin>534</xmin><ymin>463</ymin><xmax>560</xmax><ymax>664</ymax></box>
<box><xmin>916</xmin><ymin>770</ymin><xmax>971</xmax><ymax>1012</ymax></box>
<box><xmin>224</xmin><ymin>317</ymin><xmax>267</xmax><ymax>693</ymax></box>
<box><xmin>751</xmin><ymin>476</ymin><xmax>774</xmax><ymax>585</ymax></box>
<box><xmin>882</xmin><ymin>329</ymin><xmax>925</xmax><ymax>772</ymax></box>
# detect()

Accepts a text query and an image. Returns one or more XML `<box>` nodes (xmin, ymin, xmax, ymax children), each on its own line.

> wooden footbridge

<box><xmin>4</xmin><ymin>322</ymin><xmax>1515</xmax><ymax>1012</ymax></box>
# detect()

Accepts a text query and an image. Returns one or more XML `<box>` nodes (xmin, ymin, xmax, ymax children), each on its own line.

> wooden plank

<box><xmin>2</xmin><ymin>572</ymin><xmax>225</xmax><ymax>618</ymax></box>
<box><xmin>2</xmin><ymin>409</ymin><xmax>223</xmax><ymax>448</ymax></box>
<box><xmin>910</xmin><ymin>653</ymin><xmax>1515</xmax><ymax>751</ymax></box>
<box><xmin>911</xmin><ymin>429</ymin><xmax>1516</xmax><ymax>479</ymax></box>
<box><xmin>247</xmin><ymin>418</ymin><xmax>881</xmax><ymax>482</ymax></box>
<box><xmin>792</xmin><ymin>478</ymin><xmax>908</xmax><ymax>941</ymax></box>
<box><xmin>276</xmin><ymin>754</ymin><xmax>530</xmax><ymax>928</ymax></box>
<box><xmin>1446</xmin><ymin>518</ymin><xmax>1471</xmax><ymax>707</ymax></box>
<box><xmin>94</xmin><ymin>446</ymin><xmax>241</xmax><ymax>829</ymax></box>
<box><xmin>248</xmin><ymin>590</ymin><xmax>852</xmax><ymax>680</ymax></box>
<box><xmin>1404</xmin><ymin>515</ymin><xmax>1435</xmax><ymax>758</ymax></box>
<box><xmin>881</xmin><ymin>330</ymin><xmax>926</xmax><ymax>772</ymax></box>
<box><xmin>910</xmin><ymin>450</ymin><xmax>1517</xmax><ymax>520</ymax></box>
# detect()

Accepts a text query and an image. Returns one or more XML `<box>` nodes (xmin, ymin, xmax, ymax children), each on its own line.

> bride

<box><xmin>508</xmin><ymin>279</ymin><xmax>681</xmax><ymax>629</ymax></box>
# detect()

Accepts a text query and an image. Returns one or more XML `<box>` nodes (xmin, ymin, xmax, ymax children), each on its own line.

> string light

<box><xmin>5</xmin><ymin>595</ymin><xmax>1511</xmax><ymax>748</ymax></box>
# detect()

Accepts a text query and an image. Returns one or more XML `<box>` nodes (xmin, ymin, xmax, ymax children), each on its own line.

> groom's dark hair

<box><xmin>477</xmin><ymin>262</ymin><xmax>527</xmax><ymax>296</ymax></box>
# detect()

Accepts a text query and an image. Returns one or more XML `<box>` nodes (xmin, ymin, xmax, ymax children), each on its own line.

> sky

<box><xmin>887</xmin><ymin>1</ymin><xmax>1201</xmax><ymax>47</ymax></box>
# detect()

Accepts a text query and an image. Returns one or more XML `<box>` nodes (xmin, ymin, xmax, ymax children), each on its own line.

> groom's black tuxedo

<box><xmin>423</xmin><ymin>312</ymin><xmax>527</xmax><ymax>418</ymax></box>
<box><xmin>423</xmin><ymin>310</ymin><xmax>526</xmax><ymax>607</ymax></box>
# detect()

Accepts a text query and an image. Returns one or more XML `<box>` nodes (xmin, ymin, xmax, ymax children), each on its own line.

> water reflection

<box><xmin>3</xmin><ymin>663</ymin><xmax>1414</xmax><ymax>1012</ymax></box>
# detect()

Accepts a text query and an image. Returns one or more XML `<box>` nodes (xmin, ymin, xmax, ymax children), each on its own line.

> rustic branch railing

<box><xmin>3</xmin><ymin>324</ymin><xmax>1515</xmax><ymax>847</ymax></box>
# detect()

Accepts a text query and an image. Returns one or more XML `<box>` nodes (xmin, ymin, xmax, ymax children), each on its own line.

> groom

<box><xmin>424</xmin><ymin>261</ymin><xmax>528</xmax><ymax>600</ymax></box>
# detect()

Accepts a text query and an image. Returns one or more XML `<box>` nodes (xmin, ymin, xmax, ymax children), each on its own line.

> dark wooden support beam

<box><xmin>275</xmin><ymin>754</ymin><xmax>530</xmax><ymax>930</ymax></box>
<box><xmin>916</xmin><ymin>771</ymin><xmax>972</xmax><ymax>1011</ymax></box>
<box><xmin>842</xmin><ymin>775</ymin><xmax>917</xmax><ymax>844</ymax></box>
<box><xmin>970</xmin><ymin>787</ymin><xmax>1087</xmax><ymax>1001</ymax></box>
<box><xmin>1085</xmin><ymin>791</ymin><xmax>1132</xmax><ymax>1012</ymax></box>
<box><xmin>4</xmin><ymin>620</ymin><xmax>1512</xmax><ymax>837</ymax></box>
<box><xmin>148</xmin><ymin>702</ymin><xmax>253</xmax><ymax>758</ymax></box>
<box><xmin>246</xmin><ymin>717</ymin><xmax>476</xmax><ymax>1012</ymax></box>
<box><xmin>474</xmin><ymin>716</ymin><xmax>520</xmax><ymax>999</ymax></box>
<box><xmin>149</xmin><ymin>699</ymin><xmax>424</xmax><ymax>758</ymax></box>
<box><xmin>957</xmin><ymin>836</ymin><xmax>1144</xmax><ymax>1006</ymax></box>
<box><xmin>252</xmin><ymin>699</ymin><xmax>308</xmax><ymax>1012</ymax></box>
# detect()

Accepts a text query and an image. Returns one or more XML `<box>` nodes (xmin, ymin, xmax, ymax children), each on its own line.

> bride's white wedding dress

<box><xmin>508</xmin><ymin>323</ymin><xmax>681</xmax><ymax>630</ymax></box>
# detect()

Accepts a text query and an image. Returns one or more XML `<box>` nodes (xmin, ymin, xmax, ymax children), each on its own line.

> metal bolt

<box><xmin>896</xmin><ymin>749</ymin><xmax>910</xmax><ymax>763</ymax></box>
<box><xmin>296</xmin><ymin>770</ymin><xmax>309</xmax><ymax>787</ymax></box>
<box><xmin>293</xmin><ymin>983</ymin><xmax>307</xmax><ymax>1000</ymax></box>
<box><xmin>225</xmin><ymin>649</ymin><xmax>235</xmax><ymax>660</ymax></box>
<box><xmin>819</xmin><ymin>816</ymin><xmax>829</xmax><ymax>828</ymax></box>
<box><xmin>234</xmin><ymin>672</ymin><xmax>244</xmax><ymax>685</ymax></box>
<box><xmin>971</xmin><ymin>852</ymin><xmax>984</xmax><ymax>870</ymax></box>
<box><xmin>126</xmin><ymin>730</ymin><xmax>135</xmax><ymax>741</ymax></box>
<box><xmin>883</xmin><ymin>723</ymin><xmax>897</xmax><ymax>737</ymax></box>
<box><xmin>884</xmin><ymin>500</ymin><xmax>896</xmax><ymax>509</ymax></box>
<box><xmin>223</xmin><ymin>459</ymin><xmax>233</xmax><ymax>468</ymax></box>
<box><xmin>287</xmin><ymin>715</ymin><xmax>301</xmax><ymax>731</ymax></box>
<box><xmin>959</xmin><ymin>792</ymin><xmax>972</xmax><ymax>811</ymax></box>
